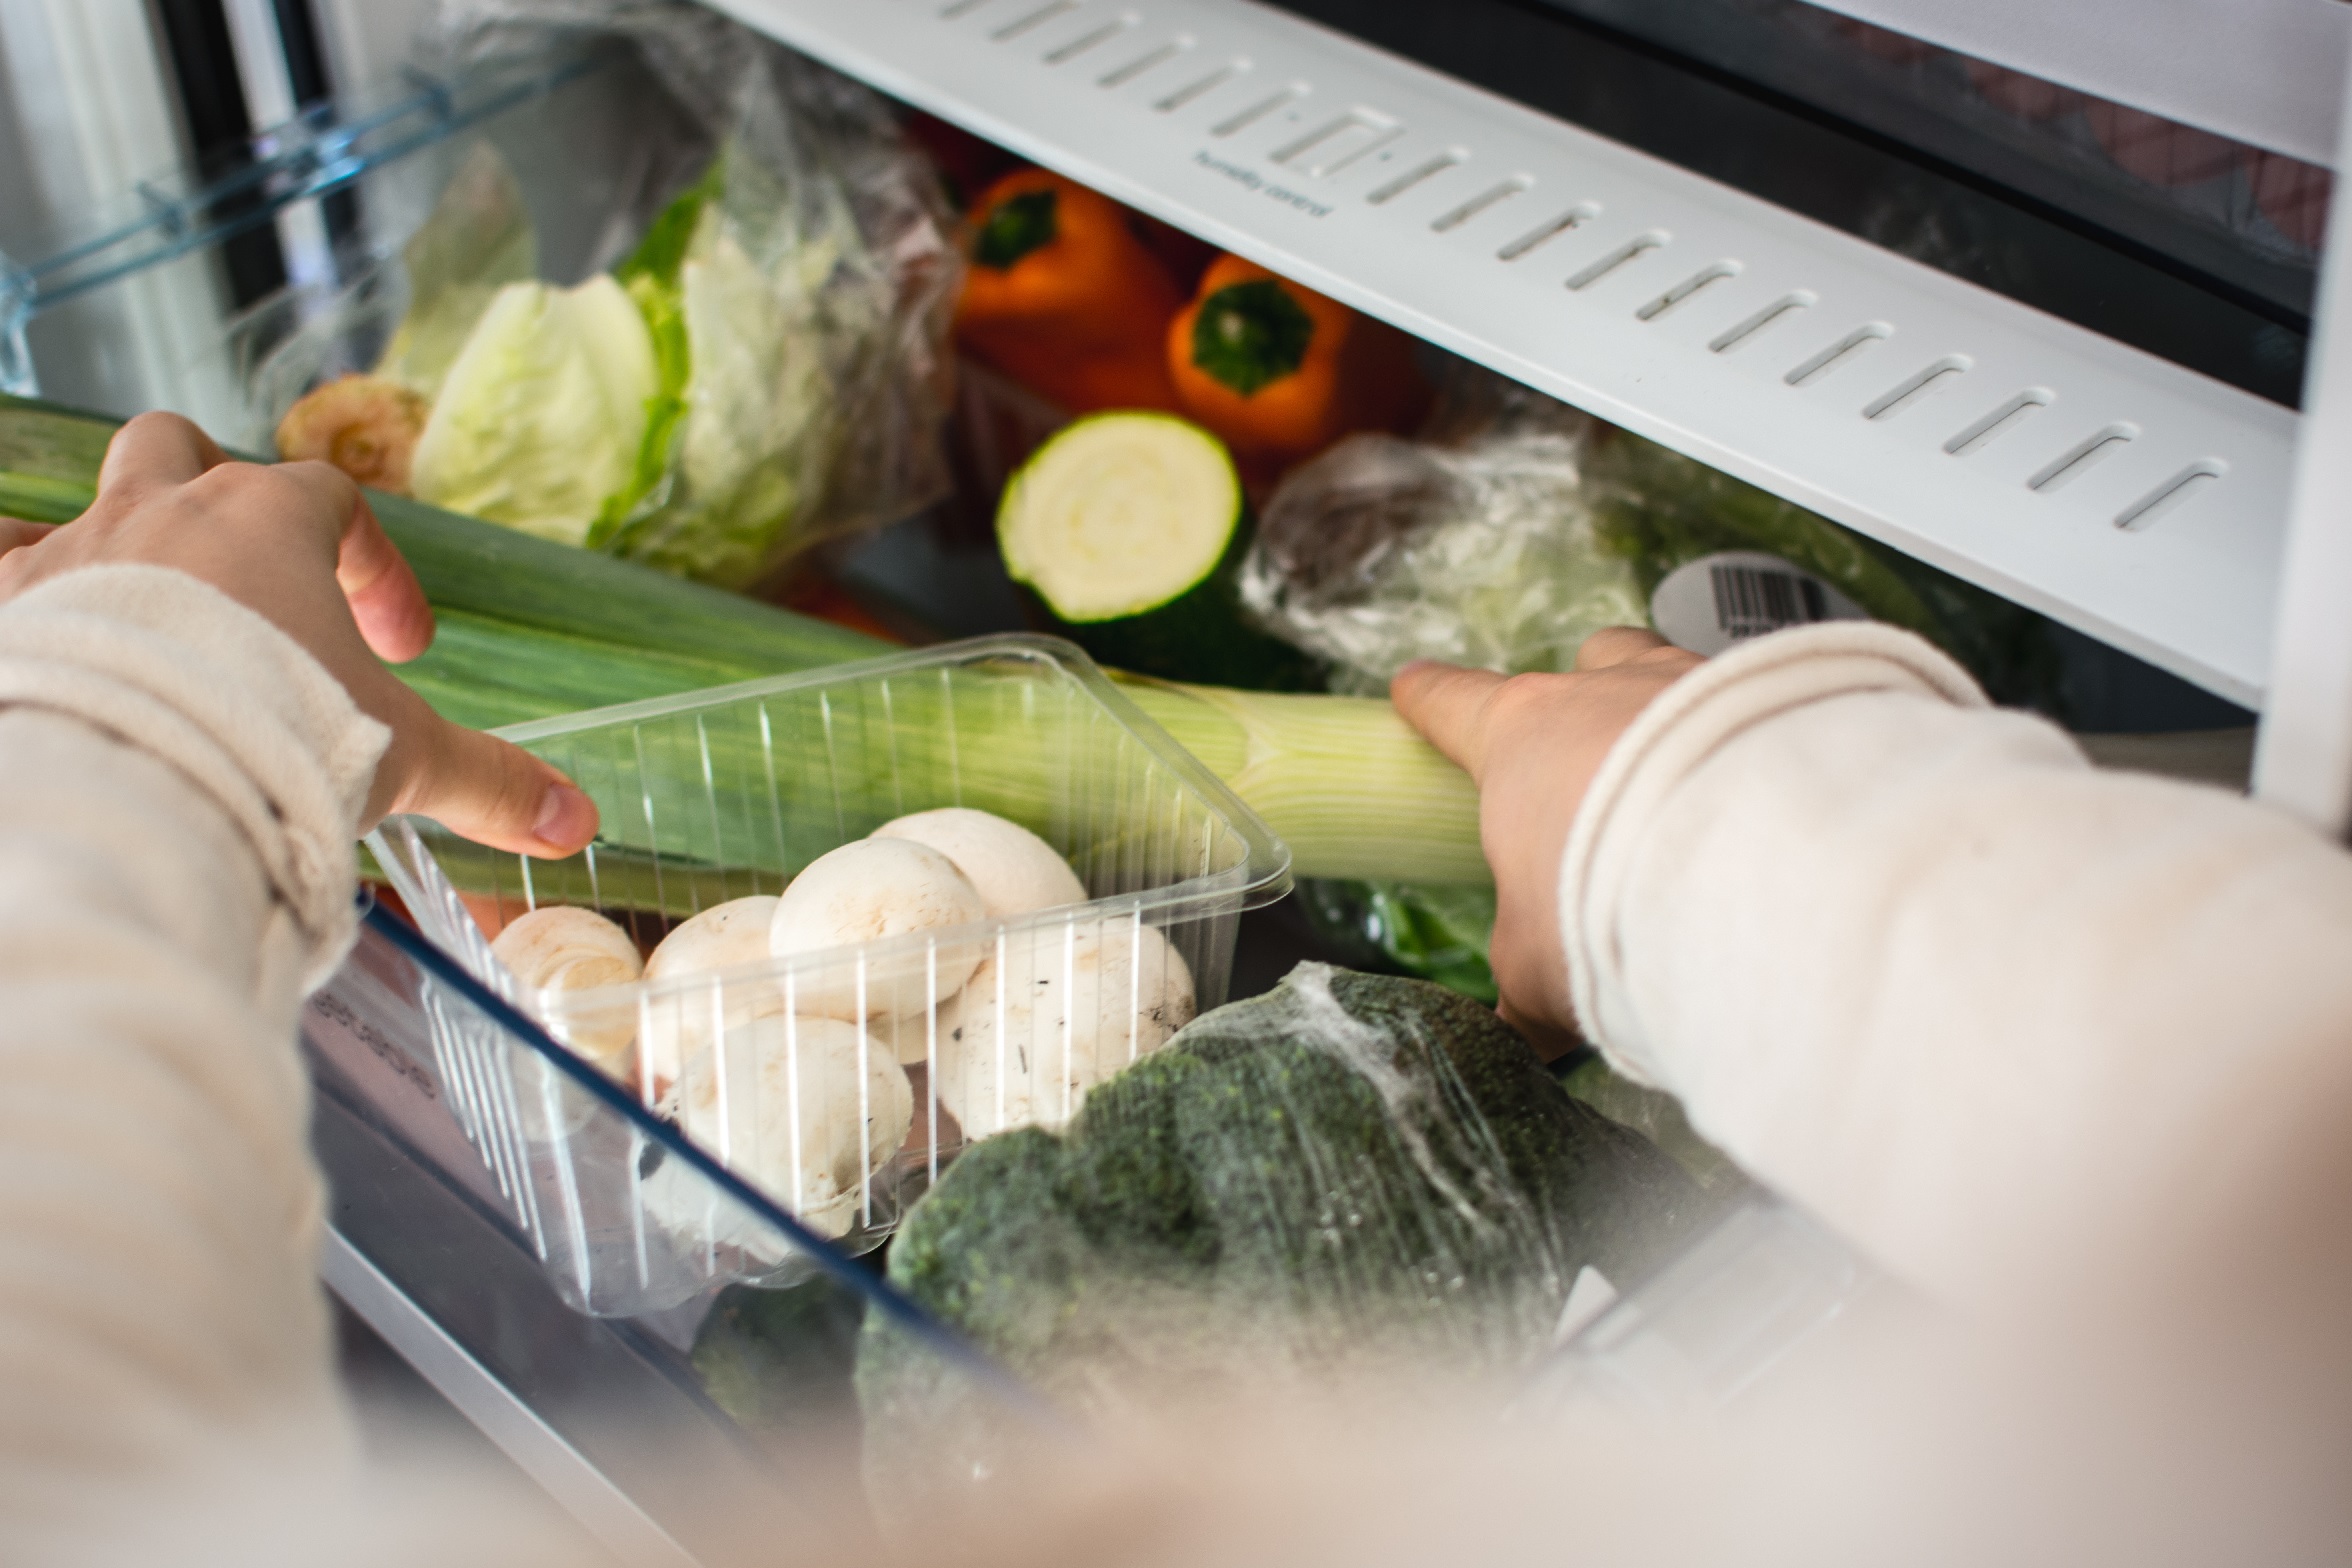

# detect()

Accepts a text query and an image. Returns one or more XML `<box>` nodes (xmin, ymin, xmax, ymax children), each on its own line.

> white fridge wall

<box><xmin>718</xmin><ymin>0</ymin><xmax>2297</xmax><ymax>709</ymax></box>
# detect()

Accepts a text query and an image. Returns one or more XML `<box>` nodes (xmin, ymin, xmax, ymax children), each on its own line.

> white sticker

<box><xmin>1650</xmin><ymin>550</ymin><xmax>1868</xmax><ymax>656</ymax></box>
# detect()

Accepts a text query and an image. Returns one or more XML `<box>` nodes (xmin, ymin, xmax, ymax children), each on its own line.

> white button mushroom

<box><xmin>871</xmin><ymin>808</ymin><xmax>1086</xmax><ymax>918</ymax></box>
<box><xmin>638</xmin><ymin>895</ymin><xmax>782</xmax><ymax>1097</ymax></box>
<box><xmin>769</xmin><ymin>839</ymin><xmax>988</xmax><ymax>1022</ymax></box>
<box><xmin>648</xmin><ymin>895</ymin><xmax>780</xmax><ymax>980</ymax></box>
<box><xmin>636</xmin><ymin>980</ymin><xmax>784</xmax><ymax>1112</ymax></box>
<box><xmin>936</xmin><ymin>917</ymin><xmax>1195</xmax><ymax>1137</ymax></box>
<box><xmin>652</xmin><ymin>1013</ymin><xmax>914</xmax><ymax>1245</ymax></box>
<box><xmin>488</xmin><ymin>906</ymin><xmax>643</xmax><ymax>1072</ymax></box>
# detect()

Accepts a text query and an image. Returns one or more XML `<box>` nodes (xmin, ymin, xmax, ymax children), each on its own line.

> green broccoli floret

<box><xmin>859</xmin><ymin>964</ymin><xmax>1717</xmax><ymax>1501</ymax></box>
<box><xmin>1312</xmin><ymin>971</ymin><xmax>1718</xmax><ymax>1286</ymax></box>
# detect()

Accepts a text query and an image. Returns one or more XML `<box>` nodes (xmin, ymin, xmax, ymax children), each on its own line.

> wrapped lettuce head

<box><xmin>578</xmin><ymin>48</ymin><xmax>956</xmax><ymax>587</ymax></box>
<box><xmin>257</xmin><ymin>36</ymin><xmax>956</xmax><ymax>586</ymax></box>
<box><xmin>408</xmin><ymin>274</ymin><xmax>659</xmax><ymax>546</ymax></box>
<box><xmin>593</xmin><ymin>184</ymin><xmax>838</xmax><ymax>585</ymax></box>
<box><xmin>1239</xmin><ymin>425</ymin><xmax>1647</xmax><ymax>696</ymax></box>
<box><xmin>376</xmin><ymin>140</ymin><xmax>539</xmax><ymax>403</ymax></box>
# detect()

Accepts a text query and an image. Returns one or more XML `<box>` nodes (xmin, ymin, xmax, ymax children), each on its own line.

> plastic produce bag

<box><xmin>1238</xmin><ymin>420</ymin><xmax>1647</xmax><ymax>697</ymax></box>
<box><xmin>1255</xmin><ymin>370</ymin><xmax>2063</xmax><ymax>998</ymax></box>
<box><xmin>1589</xmin><ymin>431</ymin><xmax>2064</xmax><ymax>712</ymax></box>
<box><xmin>855</xmin><ymin>963</ymin><xmax>1717</xmax><ymax>1518</ymax></box>
<box><xmin>261</xmin><ymin>3</ymin><xmax>959</xmax><ymax>588</ymax></box>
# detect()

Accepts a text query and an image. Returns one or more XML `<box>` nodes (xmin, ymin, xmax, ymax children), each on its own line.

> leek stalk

<box><xmin>0</xmin><ymin>395</ymin><xmax>1486</xmax><ymax>885</ymax></box>
<box><xmin>1114</xmin><ymin>681</ymin><xmax>1482</xmax><ymax>884</ymax></box>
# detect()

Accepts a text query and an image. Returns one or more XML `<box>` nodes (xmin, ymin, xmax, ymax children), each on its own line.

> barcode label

<box><xmin>1648</xmin><ymin>550</ymin><xmax>1868</xmax><ymax>656</ymax></box>
<box><xmin>1708</xmin><ymin>562</ymin><xmax>1829</xmax><ymax>639</ymax></box>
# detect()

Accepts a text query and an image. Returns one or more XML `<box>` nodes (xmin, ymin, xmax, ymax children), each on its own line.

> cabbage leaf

<box><xmin>408</xmin><ymin>275</ymin><xmax>658</xmax><ymax>547</ymax></box>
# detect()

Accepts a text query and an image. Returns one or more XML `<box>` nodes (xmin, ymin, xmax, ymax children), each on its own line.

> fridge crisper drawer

<box><xmin>303</xmin><ymin>904</ymin><xmax>1021</xmax><ymax>1567</ymax></box>
<box><xmin>308</xmin><ymin>902</ymin><xmax>1873</xmax><ymax>1567</ymax></box>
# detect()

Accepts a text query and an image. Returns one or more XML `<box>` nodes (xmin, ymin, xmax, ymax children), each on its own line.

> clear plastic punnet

<box><xmin>366</xmin><ymin>634</ymin><xmax>1292</xmax><ymax>1308</ymax></box>
<box><xmin>307</xmin><ymin>898</ymin><xmax>1046</xmax><ymax>1545</ymax></box>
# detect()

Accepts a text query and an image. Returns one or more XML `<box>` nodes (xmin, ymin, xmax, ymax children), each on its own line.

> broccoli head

<box><xmin>859</xmin><ymin>963</ymin><xmax>1716</xmax><ymax>1500</ymax></box>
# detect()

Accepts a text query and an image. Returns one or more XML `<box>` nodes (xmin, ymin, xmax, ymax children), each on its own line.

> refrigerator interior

<box><xmin>3</xmin><ymin>0</ymin><xmax>2325</xmax><ymax>1557</ymax></box>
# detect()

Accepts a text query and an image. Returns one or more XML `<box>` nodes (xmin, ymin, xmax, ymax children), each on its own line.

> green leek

<box><xmin>0</xmin><ymin>395</ymin><xmax>1485</xmax><ymax>886</ymax></box>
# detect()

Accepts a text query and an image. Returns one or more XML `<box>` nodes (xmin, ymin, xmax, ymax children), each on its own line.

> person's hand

<box><xmin>0</xmin><ymin>412</ymin><xmax>598</xmax><ymax>856</ymax></box>
<box><xmin>1391</xmin><ymin>628</ymin><xmax>1701</xmax><ymax>1055</ymax></box>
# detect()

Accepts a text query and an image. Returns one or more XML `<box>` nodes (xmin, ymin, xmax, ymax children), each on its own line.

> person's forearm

<box><xmin>0</xmin><ymin>566</ymin><xmax>384</xmax><ymax>1540</ymax></box>
<box><xmin>1562</xmin><ymin>626</ymin><xmax>2352</xmax><ymax>1306</ymax></box>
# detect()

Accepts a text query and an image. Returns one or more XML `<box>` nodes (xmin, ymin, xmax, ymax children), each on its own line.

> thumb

<box><xmin>1390</xmin><ymin>660</ymin><xmax>1507</xmax><ymax>781</ymax></box>
<box><xmin>375</xmin><ymin>684</ymin><xmax>599</xmax><ymax>857</ymax></box>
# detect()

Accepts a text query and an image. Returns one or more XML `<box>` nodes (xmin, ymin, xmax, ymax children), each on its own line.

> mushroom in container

<box><xmin>936</xmin><ymin>916</ymin><xmax>1196</xmax><ymax>1136</ymax></box>
<box><xmin>641</xmin><ymin>1012</ymin><xmax>913</xmax><ymax>1247</ymax></box>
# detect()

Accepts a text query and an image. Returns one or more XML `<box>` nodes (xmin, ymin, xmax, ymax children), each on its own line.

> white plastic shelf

<box><xmin>719</xmin><ymin>0</ymin><xmax>2297</xmax><ymax>706</ymax></box>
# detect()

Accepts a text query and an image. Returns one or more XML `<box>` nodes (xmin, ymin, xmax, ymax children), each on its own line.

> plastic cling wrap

<box><xmin>263</xmin><ymin>5</ymin><xmax>959</xmax><ymax>588</ymax></box>
<box><xmin>856</xmin><ymin>964</ymin><xmax>1716</xmax><ymax>1516</ymax></box>
<box><xmin>1238</xmin><ymin>426</ymin><xmax>1648</xmax><ymax>696</ymax></box>
<box><xmin>1589</xmin><ymin>432</ymin><xmax>2065</xmax><ymax>713</ymax></box>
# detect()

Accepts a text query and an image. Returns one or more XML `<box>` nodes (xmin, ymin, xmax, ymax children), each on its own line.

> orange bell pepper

<box><xmin>1166</xmin><ymin>255</ymin><xmax>1427</xmax><ymax>474</ymax></box>
<box><xmin>953</xmin><ymin>169</ymin><xmax>1185</xmax><ymax>415</ymax></box>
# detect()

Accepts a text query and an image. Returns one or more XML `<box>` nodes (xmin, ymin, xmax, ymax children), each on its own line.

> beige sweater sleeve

<box><xmin>1560</xmin><ymin>623</ymin><xmax>2352</xmax><ymax>1307</ymax></box>
<box><xmin>0</xmin><ymin>565</ymin><xmax>389</xmax><ymax>1547</ymax></box>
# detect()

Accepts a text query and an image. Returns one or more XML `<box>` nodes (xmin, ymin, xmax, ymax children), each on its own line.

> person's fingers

<box><xmin>1572</xmin><ymin>625</ymin><xmax>1672</xmax><ymax>671</ymax></box>
<box><xmin>94</xmin><ymin>412</ymin><xmax>229</xmax><ymax>502</ymax></box>
<box><xmin>1390</xmin><ymin>660</ymin><xmax>1508</xmax><ymax>780</ymax></box>
<box><xmin>273</xmin><ymin>461</ymin><xmax>435</xmax><ymax>662</ymax></box>
<box><xmin>383</xmin><ymin>690</ymin><xmax>600</xmax><ymax>857</ymax></box>
<box><xmin>1496</xmin><ymin>994</ymin><xmax>1583</xmax><ymax>1061</ymax></box>
<box><xmin>0</xmin><ymin>518</ymin><xmax>56</xmax><ymax>558</ymax></box>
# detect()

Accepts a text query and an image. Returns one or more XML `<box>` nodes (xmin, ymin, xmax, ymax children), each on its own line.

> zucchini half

<box><xmin>996</xmin><ymin>411</ymin><xmax>1316</xmax><ymax>689</ymax></box>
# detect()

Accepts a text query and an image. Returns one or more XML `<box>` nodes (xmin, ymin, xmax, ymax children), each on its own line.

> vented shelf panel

<box><xmin>720</xmin><ymin>0</ymin><xmax>2297</xmax><ymax>705</ymax></box>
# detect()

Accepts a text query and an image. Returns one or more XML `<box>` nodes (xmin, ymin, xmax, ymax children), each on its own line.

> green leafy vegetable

<box><xmin>1300</xmin><ymin>877</ymin><xmax>1501</xmax><ymax>1002</ymax></box>
<box><xmin>408</xmin><ymin>275</ymin><xmax>660</xmax><ymax>546</ymax></box>
<box><xmin>616</xmin><ymin>156</ymin><xmax>726</xmax><ymax>294</ymax></box>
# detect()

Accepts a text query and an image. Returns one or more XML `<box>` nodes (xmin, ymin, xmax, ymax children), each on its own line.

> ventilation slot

<box><xmin>1863</xmin><ymin>356</ymin><xmax>1970</xmax><ymax>421</ymax></box>
<box><xmin>1710</xmin><ymin>292</ymin><xmax>1814</xmax><ymax>353</ymax></box>
<box><xmin>1566</xmin><ymin>231</ymin><xmax>1668</xmax><ymax>290</ymax></box>
<box><xmin>1636</xmin><ymin>261</ymin><xmax>1741</xmax><ymax>321</ymax></box>
<box><xmin>1272</xmin><ymin>110</ymin><xmax>1401</xmax><ymax>177</ymax></box>
<box><xmin>1100</xmin><ymin>36</ymin><xmax>1191</xmax><ymax>87</ymax></box>
<box><xmin>1431</xmin><ymin>176</ymin><xmax>1531</xmax><ymax>232</ymax></box>
<box><xmin>1157</xmin><ymin>60</ymin><xmax>1248</xmax><ymax>112</ymax></box>
<box><xmin>992</xmin><ymin>1</ymin><xmax>1079</xmax><ymax>40</ymax></box>
<box><xmin>1210</xmin><ymin>84</ymin><xmax>1306</xmax><ymax>137</ymax></box>
<box><xmin>1785</xmin><ymin>323</ymin><xmax>1891</xmax><ymax>388</ymax></box>
<box><xmin>1045</xmin><ymin>14</ymin><xmax>1138</xmax><ymax>63</ymax></box>
<box><xmin>2029</xmin><ymin>424</ymin><xmax>2138</xmax><ymax>493</ymax></box>
<box><xmin>1498</xmin><ymin>204</ymin><xmax>1597</xmax><ymax>261</ymax></box>
<box><xmin>1945</xmin><ymin>390</ymin><xmax>2053</xmax><ymax>456</ymax></box>
<box><xmin>2116</xmin><ymin>461</ymin><xmax>2226</xmax><ymax>531</ymax></box>
<box><xmin>1367</xmin><ymin>151</ymin><xmax>1463</xmax><ymax>205</ymax></box>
